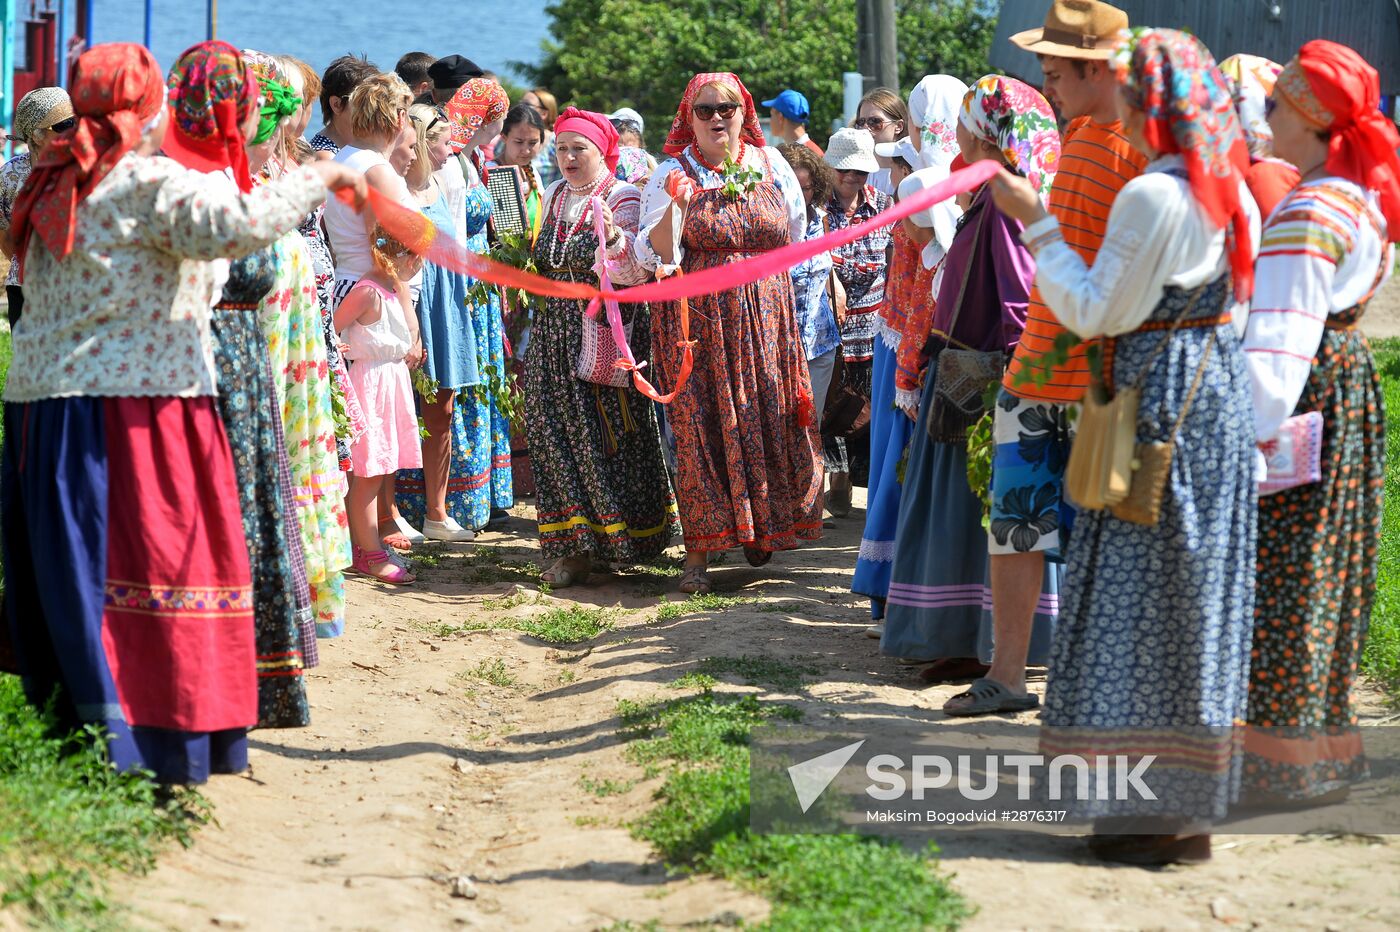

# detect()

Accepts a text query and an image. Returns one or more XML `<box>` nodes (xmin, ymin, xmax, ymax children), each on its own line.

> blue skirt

<box><xmin>881</xmin><ymin>361</ymin><xmax>1060</xmax><ymax>663</ymax></box>
<box><xmin>851</xmin><ymin>338</ymin><xmax>912</xmax><ymax>617</ymax></box>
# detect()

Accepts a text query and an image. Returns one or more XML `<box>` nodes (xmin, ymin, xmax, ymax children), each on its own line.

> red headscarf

<box><xmin>1276</xmin><ymin>40</ymin><xmax>1400</xmax><ymax>242</ymax></box>
<box><xmin>555</xmin><ymin>107</ymin><xmax>620</xmax><ymax>172</ymax></box>
<box><xmin>163</xmin><ymin>41</ymin><xmax>260</xmax><ymax>193</ymax></box>
<box><xmin>12</xmin><ymin>43</ymin><xmax>167</xmax><ymax>261</ymax></box>
<box><xmin>1113</xmin><ymin>28</ymin><xmax>1254</xmax><ymax>300</ymax></box>
<box><xmin>663</xmin><ymin>72</ymin><xmax>767</xmax><ymax>156</ymax></box>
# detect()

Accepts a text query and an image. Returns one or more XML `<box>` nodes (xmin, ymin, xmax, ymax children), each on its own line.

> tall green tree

<box><xmin>521</xmin><ymin>0</ymin><xmax>1000</xmax><ymax>150</ymax></box>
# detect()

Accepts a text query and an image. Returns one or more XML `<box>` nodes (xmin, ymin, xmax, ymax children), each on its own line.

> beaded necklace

<box><xmin>548</xmin><ymin>169</ymin><xmax>613</xmax><ymax>268</ymax></box>
<box><xmin>690</xmin><ymin>140</ymin><xmax>746</xmax><ymax>175</ymax></box>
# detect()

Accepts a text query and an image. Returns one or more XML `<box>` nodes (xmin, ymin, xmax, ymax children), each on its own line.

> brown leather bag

<box><xmin>822</xmin><ymin>351</ymin><xmax>870</xmax><ymax>439</ymax></box>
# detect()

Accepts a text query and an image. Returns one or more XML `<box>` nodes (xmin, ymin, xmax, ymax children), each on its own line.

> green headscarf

<box><xmin>242</xmin><ymin>49</ymin><xmax>301</xmax><ymax>144</ymax></box>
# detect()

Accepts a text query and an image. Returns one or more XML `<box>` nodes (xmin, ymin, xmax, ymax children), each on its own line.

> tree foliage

<box><xmin>520</xmin><ymin>0</ymin><xmax>1000</xmax><ymax>150</ymax></box>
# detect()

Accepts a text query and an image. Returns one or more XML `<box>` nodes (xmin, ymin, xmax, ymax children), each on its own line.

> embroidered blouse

<box><xmin>6</xmin><ymin>154</ymin><xmax>327</xmax><ymax>402</ymax></box>
<box><xmin>540</xmin><ymin>177</ymin><xmax>648</xmax><ymax>286</ymax></box>
<box><xmin>635</xmin><ymin>145</ymin><xmax>806</xmax><ymax>272</ymax></box>
<box><xmin>788</xmin><ymin>209</ymin><xmax>842</xmax><ymax>361</ymax></box>
<box><xmin>0</xmin><ymin>151</ymin><xmax>32</xmax><ymax>287</ymax></box>
<box><xmin>1019</xmin><ymin>155</ymin><xmax>1260</xmax><ymax>340</ymax></box>
<box><xmin>1243</xmin><ymin>176</ymin><xmax>1393</xmax><ymax>442</ymax></box>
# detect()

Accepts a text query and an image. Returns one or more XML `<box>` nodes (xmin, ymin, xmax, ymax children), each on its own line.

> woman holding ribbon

<box><xmin>1242</xmin><ymin>40</ymin><xmax>1398</xmax><ymax>808</ymax></box>
<box><xmin>881</xmin><ymin>75</ymin><xmax>1061</xmax><ymax>689</ymax></box>
<box><xmin>523</xmin><ymin>108</ymin><xmax>677</xmax><ymax>586</ymax></box>
<box><xmin>1</xmin><ymin>43</ymin><xmax>365</xmax><ymax>783</ymax></box>
<box><xmin>163</xmin><ymin>40</ymin><xmax>316</xmax><ymax>728</ymax></box>
<box><xmin>637</xmin><ymin>72</ymin><xmax>822</xmax><ymax>595</ymax></box>
<box><xmin>990</xmin><ymin>29</ymin><xmax>1260</xmax><ymax>862</ymax></box>
<box><xmin>247</xmin><ymin>50</ymin><xmax>355</xmax><ymax>639</ymax></box>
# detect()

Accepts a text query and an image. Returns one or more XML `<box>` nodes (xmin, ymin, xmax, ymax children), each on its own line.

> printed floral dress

<box><xmin>523</xmin><ymin>181</ymin><xmax>678</xmax><ymax>562</ymax></box>
<box><xmin>259</xmin><ymin>231</ymin><xmax>352</xmax><ymax>638</ymax></box>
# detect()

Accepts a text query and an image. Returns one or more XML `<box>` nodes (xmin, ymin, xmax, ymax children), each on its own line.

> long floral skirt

<box><xmin>1041</xmin><ymin>283</ymin><xmax>1256</xmax><ymax>823</ymax></box>
<box><xmin>521</xmin><ymin>296</ymin><xmax>678</xmax><ymax>563</ymax></box>
<box><xmin>2</xmin><ymin>397</ymin><xmax>256</xmax><ymax>784</ymax></box>
<box><xmin>652</xmin><ymin>273</ymin><xmax>823</xmax><ymax>553</ymax></box>
<box><xmin>1245</xmin><ymin>324</ymin><xmax>1385</xmax><ymax>799</ymax></box>
<box><xmin>398</xmin><ymin>291</ymin><xmax>513</xmax><ymax>530</ymax></box>
<box><xmin>211</xmin><ymin>307</ymin><xmax>310</xmax><ymax>728</ymax></box>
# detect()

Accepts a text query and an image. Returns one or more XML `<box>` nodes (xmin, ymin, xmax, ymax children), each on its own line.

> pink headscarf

<box><xmin>555</xmin><ymin>107</ymin><xmax>620</xmax><ymax>172</ymax></box>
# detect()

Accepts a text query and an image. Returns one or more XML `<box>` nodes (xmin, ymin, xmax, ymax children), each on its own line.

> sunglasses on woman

<box><xmin>693</xmin><ymin>102</ymin><xmax>740</xmax><ymax>122</ymax></box>
<box><xmin>45</xmin><ymin>116</ymin><xmax>75</xmax><ymax>133</ymax></box>
<box><xmin>853</xmin><ymin>115</ymin><xmax>896</xmax><ymax>131</ymax></box>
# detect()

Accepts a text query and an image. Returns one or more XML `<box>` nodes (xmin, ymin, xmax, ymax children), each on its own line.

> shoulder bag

<box><xmin>926</xmin><ymin>204</ymin><xmax>1001</xmax><ymax>444</ymax></box>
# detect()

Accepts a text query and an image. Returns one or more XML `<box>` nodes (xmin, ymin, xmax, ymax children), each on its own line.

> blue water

<box><xmin>75</xmin><ymin>0</ymin><xmax>550</xmax><ymax>82</ymax></box>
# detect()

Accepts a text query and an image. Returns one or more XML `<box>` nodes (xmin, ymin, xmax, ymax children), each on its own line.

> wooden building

<box><xmin>990</xmin><ymin>0</ymin><xmax>1400</xmax><ymax>108</ymax></box>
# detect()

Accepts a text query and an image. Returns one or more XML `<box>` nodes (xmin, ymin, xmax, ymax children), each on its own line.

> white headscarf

<box><xmin>903</xmin><ymin>75</ymin><xmax>967</xmax><ymax>266</ymax></box>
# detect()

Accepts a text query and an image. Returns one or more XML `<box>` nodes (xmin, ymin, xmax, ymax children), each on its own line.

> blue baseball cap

<box><xmin>761</xmin><ymin>89</ymin><xmax>810</xmax><ymax>123</ymax></box>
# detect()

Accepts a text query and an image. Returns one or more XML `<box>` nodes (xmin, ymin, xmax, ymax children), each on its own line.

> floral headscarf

<box><xmin>445</xmin><ymin>79</ymin><xmax>509</xmax><ymax>153</ymax></box>
<box><xmin>614</xmin><ymin>145</ymin><xmax>653</xmax><ymax>185</ymax></box>
<box><xmin>12</xmin><ymin>42</ymin><xmax>167</xmax><ymax>261</ymax></box>
<box><xmin>663</xmin><ymin>72</ymin><xmax>767</xmax><ymax>157</ymax></box>
<box><xmin>165</xmin><ymin>41</ymin><xmax>259</xmax><ymax>192</ymax></box>
<box><xmin>1112</xmin><ymin>28</ymin><xmax>1253</xmax><ymax>299</ymax></box>
<box><xmin>958</xmin><ymin>75</ymin><xmax>1060</xmax><ymax>204</ymax></box>
<box><xmin>1275</xmin><ymin>39</ymin><xmax>1400</xmax><ymax>242</ymax></box>
<box><xmin>908</xmin><ymin>75</ymin><xmax>966</xmax><ymax>171</ymax></box>
<box><xmin>1218</xmin><ymin>54</ymin><xmax>1283</xmax><ymax>162</ymax></box>
<box><xmin>241</xmin><ymin>50</ymin><xmax>301</xmax><ymax>146</ymax></box>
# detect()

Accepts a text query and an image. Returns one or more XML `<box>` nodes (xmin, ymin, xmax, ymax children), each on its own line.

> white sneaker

<box><xmin>393</xmin><ymin>514</ymin><xmax>426</xmax><ymax>544</ymax></box>
<box><xmin>422</xmin><ymin>516</ymin><xmax>476</xmax><ymax>542</ymax></box>
<box><xmin>864</xmin><ymin>623</ymin><xmax>884</xmax><ymax>640</ymax></box>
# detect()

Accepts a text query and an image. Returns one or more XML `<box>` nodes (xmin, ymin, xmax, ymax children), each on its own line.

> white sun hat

<box><xmin>824</xmin><ymin>127</ymin><xmax>880</xmax><ymax>173</ymax></box>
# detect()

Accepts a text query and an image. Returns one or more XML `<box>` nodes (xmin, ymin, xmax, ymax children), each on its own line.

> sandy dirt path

<box><xmin>123</xmin><ymin>496</ymin><xmax>1399</xmax><ymax>931</ymax></box>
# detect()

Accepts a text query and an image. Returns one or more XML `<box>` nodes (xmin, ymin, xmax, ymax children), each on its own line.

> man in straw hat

<box><xmin>0</xmin><ymin>86</ymin><xmax>74</xmax><ymax>325</ymax></box>
<box><xmin>942</xmin><ymin>0</ymin><xmax>1149</xmax><ymax>718</ymax></box>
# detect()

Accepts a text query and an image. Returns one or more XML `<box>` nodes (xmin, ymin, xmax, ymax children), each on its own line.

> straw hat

<box><xmin>1010</xmin><ymin>0</ymin><xmax>1129</xmax><ymax>61</ymax></box>
<box><xmin>825</xmin><ymin>127</ymin><xmax>879</xmax><ymax>173</ymax></box>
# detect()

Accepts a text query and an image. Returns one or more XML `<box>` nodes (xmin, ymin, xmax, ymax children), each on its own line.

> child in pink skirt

<box><xmin>334</xmin><ymin>226</ymin><xmax>424</xmax><ymax>584</ymax></box>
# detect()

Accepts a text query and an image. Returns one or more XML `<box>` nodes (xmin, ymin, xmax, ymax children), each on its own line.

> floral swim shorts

<box><xmin>988</xmin><ymin>388</ymin><xmax>1074</xmax><ymax>558</ymax></box>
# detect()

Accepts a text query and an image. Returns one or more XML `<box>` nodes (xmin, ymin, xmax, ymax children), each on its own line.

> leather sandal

<box><xmin>540</xmin><ymin>556</ymin><xmax>590</xmax><ymax>589</ymax></box>
<box><xmin>678</xmin><ymin>566</ymin><xmax>713</xmax><ymax>595</ymax></box>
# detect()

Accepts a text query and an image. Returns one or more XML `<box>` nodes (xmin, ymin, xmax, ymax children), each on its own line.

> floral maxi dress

<box><xmin>652</xmin><ymin>152</ymin><xmax>823</xmax><ymax>552</ymax></box>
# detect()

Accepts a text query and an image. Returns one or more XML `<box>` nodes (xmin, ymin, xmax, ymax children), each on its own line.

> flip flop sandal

<box><xmin>743</xmin><ymin>547</ymin><xmax>772</xmax><ymax>567</ymax></box>
<box><xmin>916</xmin><ymin>657</ymin><xmax>990</xmax><ymax>685</ymax></box>
<box><xmin>941</xmin><ymin>677</ymin><xmax>1039</xmax><ymax>717</ymax></box>
<box><xmin>677</xmin><ymin>566</ymin><xmax>713</xmax><ymax>595</ymax></box>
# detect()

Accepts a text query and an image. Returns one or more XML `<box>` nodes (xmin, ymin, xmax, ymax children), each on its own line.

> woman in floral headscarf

<box><xmin>1219</xmin><ymin>54</ymin><xmax>1299</xmax><ymax>217</ymax></box>
<box><xmin>246</xmin><ymin>50</ymin><xmax>355</xmax><ymax>640</ymax></box>
<box><xmin>852</xmin><ymin>75</ymin><xmax>966</xmax><ymax>636</ymax></box>
<box><xmin>881</xmin><ymin>75</ymin><xmax>1062</xmax><ymax>697</ymax></box>
<box><xmin>1242</xmin><ymin>39</ymin><xmax>1399</xmax><ymax>809</ymax></box>
<box><xmin>164</xmin><ymin>40</ymin><xmax>315</xmax><ymax>729</ymax></box>
<box><xmin>991</xmin><ymin>29</ymin><xmax>1261</xmax><ymax>863</ymax></box>
<box><xmin>636</xmin><ymin>72</ymin><xmax>822</xmax><ymax>594</ymax></box>
<box><xmin>2</xmin><ymin>42</ymin><xmax>365</xmax><ymax>783</ymax></box>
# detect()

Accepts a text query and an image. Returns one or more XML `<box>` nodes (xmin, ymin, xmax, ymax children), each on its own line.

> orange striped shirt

<box><xmin>1004</xmin><ymin>117</ymin><xmax>1149</xmax><ymax>402</ymax></box>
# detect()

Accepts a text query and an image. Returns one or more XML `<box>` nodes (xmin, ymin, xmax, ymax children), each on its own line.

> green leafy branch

<box><xmin>720</xmin><ymin>156</ymin><xmax>763</xmax><ymax>199</ymax></box>
<box><xmin>464</xmin><ymin>363</ymin><xmax>526</xmax><ymax>434</ymax></box>
<box><xmin>466</xmin><ymin>230</ymin><xmax>547</xmax><ymax>320</ymax></box>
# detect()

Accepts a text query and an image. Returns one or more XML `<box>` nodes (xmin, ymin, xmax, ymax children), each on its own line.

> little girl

<box><xmin>335</xmin><ymin>226</ymin><xmax>425</xmax><ymax>584</ymax></box>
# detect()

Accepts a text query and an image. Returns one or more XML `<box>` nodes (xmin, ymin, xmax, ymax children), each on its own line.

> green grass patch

<box><xmin>693</xmin><ymin>657</ymin><xmax>817</xmax><ymax>692</ymax></box>
<box><xmin>0</xmin><ymin>677</ymin><xmax>211</xmax><ymax>927</ymax></box>
<box><xmin>1365</xmin><ymin>337</ymin><xmax>1400</xmax><ymax>692</ymax></box>
<box><xmin>514</xmin><ymin>606</ymin><xmax>614</xmax><ymax>644</ymax></box>
<box><xmin>460</xmin><ymin>658</ymin><xmax>519</xmax><ymax>689</ymax></box>
<box><xmin>756</xmin><ymin>602</ymin><xmax>807</xmax><ymax>615</ymax></box>
<box><xmin>653</xmin><ymin>593</ymin><xmax>755</xmax><ymax>621</ymax></box>
<box><xmin>614</xmin><ymin>690</ymin><xmax>967</xmax><ymax>930</ymax></box>
<box><xmin>579</xmin><ymin>775</ymin><xmax>637</xmax><ymax>798</ymax></box>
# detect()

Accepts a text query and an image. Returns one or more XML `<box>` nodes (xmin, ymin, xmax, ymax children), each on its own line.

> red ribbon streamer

<box><xmin>335</xmin><ymin>159</ymin><xmax>997</xmax><ymax>308</ymax></box>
